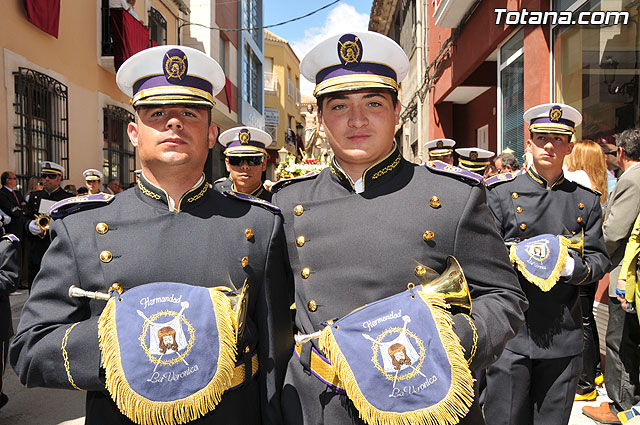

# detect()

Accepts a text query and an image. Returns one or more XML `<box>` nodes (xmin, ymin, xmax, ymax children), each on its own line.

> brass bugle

<box><xmin>294</xmin><ymin>330</ymin><xmax>322</xmax><ymax>346</ymax></box>
<box><xmin>69</xmin><ymin>285</ymin><xmax>111</xmax><ymax>301</ymax></box>
<box><xmin>419</xmin><ymin>256</ymin><xmax>472</xmax><ymax>315</ymax></box>
<box><xmin>35</xmin><ymin>214</ymin><xmax>50</xmax><ymax>232</ymax></box>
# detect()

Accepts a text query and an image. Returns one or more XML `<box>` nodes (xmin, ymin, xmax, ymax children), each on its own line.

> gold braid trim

<box><xmin>137</xmin><ymin>180</ymin><xmax>162</xmax><ymax>200</ymax></box>
<box><xmin>509</xmin><ymin>237</ymin><xmax>570</xmax><ymax>292</ymax></box>
<box><xmin>460</xmin><ymin>314</ymin><xmax>478</xmax><ymax>366</ymax></box>
<box><xmin>186</xmin><ymin>183</ymin><xmax>208</xmax><ymax>203</ymax></box>
<box><xmin>62</xmin><ymin>323</ymin><xmax>84</xmax><ymax>391</ymax></box>
<box><xmin>98</xmin><ymin>289</ymin><xmax>238</xmax><ymax>425</ymax></box>
<box><xmin>371</xmin><ymin>152</ymin><xmax>402</xmax><ymax>180</ymax></box>
<box><xmin>318</xmin><ymin>291</ymin><xmax>474</xmax><ymax>425</ymax></box>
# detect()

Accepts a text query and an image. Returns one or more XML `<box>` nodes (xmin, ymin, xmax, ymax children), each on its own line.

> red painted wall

<box><xmin>427</xmin><ymin>0</ymin><xmax>553</xmax><ymax>142</ymax></box>
<box><xmin>452</xmin><ymin>86</ymin><xmax>498</xmax><ymax>151</ymax></box>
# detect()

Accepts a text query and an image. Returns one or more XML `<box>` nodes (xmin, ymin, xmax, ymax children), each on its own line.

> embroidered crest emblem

<box><xmin>338</xmin><ymin>34</ymin><xmax>362</xmax><ymax>67</ymax></box>
<box><xmin>362</xmin><ymin>315</ymin><xmax>426</xmax><ymax>393</ymax></box>
<box><xmin>524</xmin><ymin>240</ymin><xmax>550</xmax><ymax>262</ymax></box>
<box><xmin>138</xmin><ymin>301</ymin><xmax>194</xmax><ymax>369</ymax></box>
<box><xmin>238</xmin><ymin>128</ymin><xmax>251</xmax><ymax>144</ymax></box>
<box><xmin>163</xmin><ymin>49</ymin><xmax>188</xmax><ymax>83</ymax></box>
<box><xmin>469</xmin><ymin>151</ymin><xmax>478</xmax><ymax>160</ymax></box>
<box><xmin>549</xmin><ymin>105</ymin><xmax>563</xmax><ymax>122</ymax></box>
<box><xmin>436</xmin><ymin>140</ymin><xmax>444</xmax><ymax>148</ymax></box>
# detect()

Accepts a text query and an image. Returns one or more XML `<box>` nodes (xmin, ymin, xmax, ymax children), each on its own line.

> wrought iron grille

<box><xmin>149</xmin><ymin>7</ymin><xmax>167</xmax><ymax>46</ymax></box>
<box><xmin>103</xmin><ymin>105</ymin><xmax>136</xmax><ymax>188</ymax></box>
<box><xmin>13</xmin><ymin>67</ymin><xmax>69</xmax><ymax>193</ymax></box>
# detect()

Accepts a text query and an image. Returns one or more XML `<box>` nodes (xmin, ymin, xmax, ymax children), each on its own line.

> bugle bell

<box><xmin>419</xmin><ymin>256</ymin><xmax>472</xmax><ymax>315</ymax></box>
<box><xmin>35</xmin><ymin>214</ymin><xmax>50</xmax><ymax>233</ymax></box>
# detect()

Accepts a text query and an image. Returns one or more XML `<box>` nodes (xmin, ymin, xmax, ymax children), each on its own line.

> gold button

<box><xmin>294</xmin><ymin>205</ymin><xmax>304</xmax><ymax>216</ymax></box>
<box><xmin>520</xmin><ymin>223</ymin><xmax>527</xmax><ymax>231</ymax></box>
<box><xmin>429</xmin><ymin>196</ymin><xmax>441</xmax><ymax>208</ymax></box>
<box><xmin>307</xmin><ymin>300</ymin><xmax>317</xmax><ymax>312</ymax></box>
<box><xmin>422</xmin><ymin>231</ymin><xmax>435</xmax><ymax>241</ymax></box>
<box><xmin>100</xmin><ymin>250</ymin><xmax>113</xmax><ymax>263</ymax></box>
<box><xmin>577</xmin><ymin>217</ymin><xmax>583</xmax><ymax>223</ymax></box>
<box><xmin>96</xmin><ymin>222</ymin><xmax>108</xmax><ymax>234</ymax></box>
<box><xmin>244</xmin><ymin>346</ymin><xmax>250</xmax><ymax>354</ymax></box>
<box><xmin>241</xmin><ymin>256</ymin><xmax>249</xmax><ymax>267</ymax></box>
<box><xmin>512</xmin><ymin>192</ymin><xmax>519</xmax><ymax>199</ymax></box>
<box><xmin>516</xmin><ymin>207</ymin><xmax>523</xmax><ymax>214</ymax></box>
<box><xmin>301</xmin><ymin>267</ymin><xmax>311</xmax><ymax>279</ymax></box>
<box><xmin>414</xmin><ymin>266</ymin><xmax>427</xmax><ymax>277</ymax></box>
<box><xmin>245</xmin><ymin>228</ymin><xmax>254</xmax><ymax>240</ymax></box>
<box><xmin>296</xmin><ymin>236</ymin><xmax>306</xmax><ymax>247</ymax></box>
<box><xmin>578</xmin><ymin>203</ymin><xmax>585</xmax><ymax>210</ymax></box>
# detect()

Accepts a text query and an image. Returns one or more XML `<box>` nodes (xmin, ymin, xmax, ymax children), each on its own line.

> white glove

<box><xmin>560</xmin><ymin>255</ymin><xmax>575</xmax><ymax>277</ymax></box>
<box><xmin>0</xmin><ymin>212</ymin><xmax>10</xmax><ymax>225</ymax></box>
<box><xmin>28</xmin><ymin>219</ymin><xmax>44</xmax><ymax>236</ymax></box>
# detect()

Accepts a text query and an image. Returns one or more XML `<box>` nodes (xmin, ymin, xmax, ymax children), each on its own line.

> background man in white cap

<box><xmin>11</xmin><ymin>45</ymin><xmax>291</xmax><ymax>425</ymax></box>
<box><xmin>272</xmin><ymin>30</ymin><xmax>526</xmax><ymax>425</ymax></box>
<box><xmin>424</xmin><ymin>138</ymin><xmax>455</xmax><ymax>164</ymax></box>
<box><xmin>23</xmin><ymin>161</ymin><xmax>73</xmax><ymax>287</ymax></box>
<box><xmin>484</xmin><ymin>103</ymin><xmax>609</xmax><ymax>425</ymax></box>
<box><xmin>214</xmin><ymin>126</ymin><xmax>273</xmax><ymax>201</ymax></box>
<box><xmin>83</xmin><ymin>169</ymin><xmax>104</xmax><ymax>195</ymax></box>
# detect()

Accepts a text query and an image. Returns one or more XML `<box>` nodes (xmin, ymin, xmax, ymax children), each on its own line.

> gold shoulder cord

<box><xmin>462</xmin><ymin>314</ymin><xmax>478</xmax><ymax>366</ymax></box>
<box><xmin>62</xmin><ymin>323</ymin><xmax>84</xmax><ymax>390</ymax></box>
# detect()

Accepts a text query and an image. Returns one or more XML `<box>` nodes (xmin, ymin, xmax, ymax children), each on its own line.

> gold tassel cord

<box><xmin>509</xmin><ymin>239</ymin><xmax>569</xmax><ymax>292</ymax></box>
<box><xmin>98</xmin><ymin>289</ymin><xmax>238</xmax><ymax>425</ymax></box>
<box><xmin>318</xmin><ymin>291</ymin><xmax>474</xmax><ymax>425</ymax></box>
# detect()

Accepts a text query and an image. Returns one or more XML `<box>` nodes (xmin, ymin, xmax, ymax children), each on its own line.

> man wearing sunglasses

<box><xmin>23</xmin><ymin>161</ymin><xmax>73</xmax><ymax>287</ymax></box>
<box><xmin>214</xmin><ymin>127</ymin><xmax>273</xmax><ymax>202</ymax></box>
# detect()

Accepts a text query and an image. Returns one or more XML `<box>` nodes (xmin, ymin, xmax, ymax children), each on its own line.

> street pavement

<box><xmin>0</xmin><ymin>290</ymin><xmax>617</xmax><ymax>424</ymax></box>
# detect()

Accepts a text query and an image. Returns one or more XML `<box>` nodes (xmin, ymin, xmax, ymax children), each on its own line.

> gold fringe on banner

<box><xmin>98</xmin><ymin>288</ymin><xmax>238</xmax><ymax>425</ymax></box>
<box><xmin>509</xmin><ymin>237</ymin><xmax>570</xmax><ymax>292</ymax></box>
<box><xmin>318</xmin><ymin>291</ymin><xmax>474</xmax><ymax>425</ymax></box>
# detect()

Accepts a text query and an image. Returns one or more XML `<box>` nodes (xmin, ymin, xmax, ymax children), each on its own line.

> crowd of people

<box><xmin>0</xmin><ymin>30</ymin><xmax>639</xmax><ymax>425</ymax></box>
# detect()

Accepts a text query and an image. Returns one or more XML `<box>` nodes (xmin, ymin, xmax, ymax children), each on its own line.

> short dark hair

<box><xmin>316</xmin><ymin>89</ymin><xmax>398</xmax><ymax>114</ymax></box>
<box><xmin>496</xmin><ymin>153</ymin><xmax>520</xmax><ymax>170</ymax></box>
<box><xmin>615</xmin><ymin>128</ymin><xmax>640</xmax><ymax>161</ymax></box>
<box><xmin>1</xmin><ymin>171</ymin><xmax>11</xmax><ymax>186</ymax></box>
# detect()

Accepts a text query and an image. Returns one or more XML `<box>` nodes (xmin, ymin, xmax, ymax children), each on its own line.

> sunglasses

<box><xmin>41</xmin><ymin>173</ymin><xmax>59</xmax><ymax>179</ymax></box>
<box><xmin>605</xmin><ymin>151</ymin><xmax>617</xmax><ymax>156</ymax></box>
<box><xmin>227</xmin><ymin>156</ymin><xmax>264</xmax><ymax>166</ymax></box>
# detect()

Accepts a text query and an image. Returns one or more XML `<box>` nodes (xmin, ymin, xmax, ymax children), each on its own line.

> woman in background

<box><xmin>565</xmin><ymin>140</ymin><xmax>608</xmax><ymax>401</ymax></box>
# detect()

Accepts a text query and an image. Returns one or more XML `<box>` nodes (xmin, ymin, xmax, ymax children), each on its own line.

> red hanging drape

<box><xmin>23</xmin><ymin>0</ymin><xmax>61</xmax><ymax>38</ymax></box>
<box><xmin>224</xmin><ymin>77</ymin><xmax>233</xmax><ymax>113</ymax></box>
<box><xmin>110</xmin><ymin>9</ymin><xmax>150</xmax><ymax>71</ymax></box>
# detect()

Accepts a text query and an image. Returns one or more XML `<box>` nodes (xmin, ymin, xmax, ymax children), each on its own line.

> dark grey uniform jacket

<box><xmin>10</xmin><ymin>175</ymin><xmax>293</xmax><ymax>425</ymax></box>
<box><xmin>272</xmin><ymin>147</ymin><xmax>528</xmax><ymax>425</ymax></box>
<box><xmin>486</xmin><ymin>169</ymin><xmax>610</xmax><ymax>359</ymax></box>
<box><xmin>213</xmin><ymin>177</ymin><xmax>273</xmax><ymax>202</ymax></box>
<box><xmin>1</xmin><ymin>234</ymin><xmax>21</xmax><ymax>342</ymax></box>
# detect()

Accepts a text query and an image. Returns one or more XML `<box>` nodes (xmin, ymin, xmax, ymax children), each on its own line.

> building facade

<box><xmin>1</xmin><ymin>0</ymin><xmax>264</xmax><ymax>192</ymax></box>
<box><xmin>264</xmin><ymin>29</ymin><xmax>303</xmax><ymax>176</ymax></box>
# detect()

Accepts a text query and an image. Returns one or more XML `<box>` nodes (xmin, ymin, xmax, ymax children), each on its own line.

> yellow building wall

<box><xmin>0</xmin><ymin>0</ymin><xmax>180</xmax><ymax>190</ymax></box>
<box><xmin>264</xmin><ymin>38</ymin><xmax>302</xmax><ymax>150</ymax></box>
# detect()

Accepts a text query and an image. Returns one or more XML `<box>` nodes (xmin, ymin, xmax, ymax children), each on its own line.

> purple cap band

<box><xmin>316</xmin><ymin>62</ymin><xmax>397</xmax><ymax>85</ymax></box>
<box><xmin>530</xmin><ymin>116</ymin><xmax>575</xmax><ymax>127</ymax></box>
<box><xmin>133</xmin><ymin>74</ymin><xmax>213</xmax><ymax>96</ymax></box>
<box><xmin>226</xmin><ymin>140</ymin><xmax>266</xmax><ymax>150</ymax></box>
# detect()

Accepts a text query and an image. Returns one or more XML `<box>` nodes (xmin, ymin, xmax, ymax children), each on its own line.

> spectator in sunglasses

<box><xmin>214</xmin><ymin>127</ymin><xmax>274</xmax><ymax>202</ymax></box>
